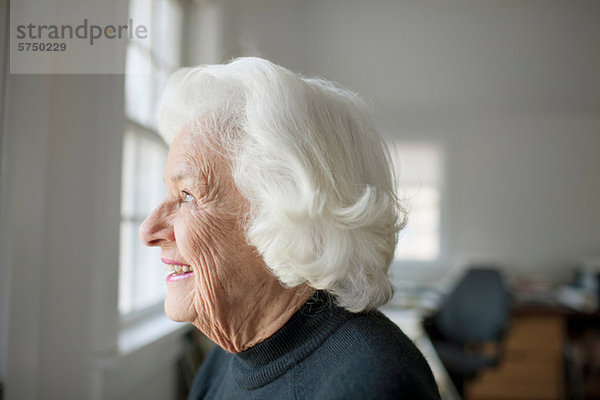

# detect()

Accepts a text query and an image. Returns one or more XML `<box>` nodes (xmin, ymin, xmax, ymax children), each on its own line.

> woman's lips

<box><xmin>161</xmin><ymin>257</ymin><xmax>190</xmax><ymax>266</ymax></box>
<box><xmin>166</xmin><ymin>271</ymin><xmax>194</xmax><ymax>282</ymax></box>
<box><xmin>162</xmin><ymin>258</ymin><xmax>194</xmax><ymax>282</ymax></box>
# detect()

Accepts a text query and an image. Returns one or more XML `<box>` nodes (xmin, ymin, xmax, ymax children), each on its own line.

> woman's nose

<box><xmin>139</xmin><ymin>202</ymin><xmax>175</xmax><ymax>246</ymax></box>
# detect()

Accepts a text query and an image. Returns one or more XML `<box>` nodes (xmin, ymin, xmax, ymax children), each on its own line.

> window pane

<box><xmin>389</xmin><ymin>142</ymin><xmax>443</xmax><ymax>262</ymax></box>
<box><xmin>389</xmin><ymin>143</ymin><xmax>442</xmax><ymax>184</ymax></box>
<box><xmin>125</xmin><ymin>48</ymin><xmax>174</xmax><ymax>130</ymax></box>
<box><xmin>129</xmin><ymin>0</ymin><xmax>153</xmax><ymax>50</ymax></box>
<box><xmin>148</xmin><ymin>66</ymin><xmax>172</xmax><ymax>130</ymax></box>
<box><xmin>119</xmin><ymin>220</ymin><xmax>135</xmax><ymax>314</ymax></box>
<box><xmin>125</xmin><ymin>44</ymin><xmax>154</xmax><ymax>127</ymax></box>
<box><xmin>119</xmin><ymin>220</ymin><xmax>167</xmax><ymax>314</ymax></box>
<box><xmin>135</xmin><ymin>133</ymin><xmax>168</xmax><ymax>217</ymax></box>
<box><xmin>395</xmin><ymin>185</ymin><xmax>441</xmax><ymax>261</ymax></box>
<box><xmin>121</xmin><ymin>131</ymin><xmax>137</xmax><ymax>217</ymax></box>
<box><xmin>153</xmin><ymin>0</ymin><xmax>183</xmax><ymax>67</ymax></box>
<box><xmin>120</xmin><ymin>0</ymin><xmax>183</xmax><ymax>316</ymax></box>
<box><xmin>119</xmin><ymin>129</ymin><xmax>168</xmax><ymax>315</ymax></box>
<box><xmin>411</xmin><ymin>186</ymin><xmax>439</xmax><ymax>210</ymax></box>
<box><xmin>133</xmin><ymin>225</ymin><xmax>167</xmax><ymax>310</ymax></box>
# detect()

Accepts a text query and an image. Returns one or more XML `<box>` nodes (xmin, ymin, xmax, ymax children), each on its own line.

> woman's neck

<box><xmin>195</xmin><ymin>282</ymin><xmax>315</xmax><ymax>353</ymax></box>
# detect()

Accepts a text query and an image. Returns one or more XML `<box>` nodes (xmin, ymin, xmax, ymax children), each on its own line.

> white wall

<box><xmin>220</xmin><ymin>0</ymin><xmax>600</xmax><ymax>284</ymax></box>
<box><xmin>449</xmin><ymin>114</ymin><xmax>600</xmax><ymax>282</ymax></box>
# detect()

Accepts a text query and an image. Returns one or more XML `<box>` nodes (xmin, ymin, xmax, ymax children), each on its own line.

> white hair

<box><xmin>158</xmin><ymin>57</ymin><xmax>405</xmax><ymax>312</ymax></box>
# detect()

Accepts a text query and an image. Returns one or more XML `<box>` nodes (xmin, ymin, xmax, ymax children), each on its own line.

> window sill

<box><xmin>118</xmin><ymin>310</ymin><xmax>190</xmax><ymax>355</ymax></box>
<box><xmin>92</xmin><ymin>311</ymin><xmax>192</xmax><ymax>399</ymax></box>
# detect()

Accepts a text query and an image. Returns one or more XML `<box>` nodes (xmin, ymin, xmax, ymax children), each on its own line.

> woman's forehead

<box><xmin>164</xmin><ymin>134</ymin><xmax>204</xmax><ymax>174</ymax></box>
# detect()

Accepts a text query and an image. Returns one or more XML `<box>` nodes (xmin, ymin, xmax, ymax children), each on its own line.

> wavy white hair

<box><xmin>158</xmin><ymin>57</ymin><xmax>405</xmax><ymax>312</ymax></box>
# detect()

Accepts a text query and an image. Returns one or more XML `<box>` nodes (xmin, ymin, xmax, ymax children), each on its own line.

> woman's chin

<box><xmin>164</xmin><ymin>301</ymin><xmax>189</xmax><ymax>322</ymax></box>
<box><xmin>164</xmin><ymin>278</ymin><xmax>196</xmax><ymax>322</ymax></box>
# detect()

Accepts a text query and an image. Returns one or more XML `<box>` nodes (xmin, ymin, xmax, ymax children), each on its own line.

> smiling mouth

<box><xmin>163</xmin><ymin>263</ymin><xmax>193</xmax><ymax>273</ymax></box>
<box><xmin>163</xmin><ymin>262</ymin><xmax>195</xmax><ymax>283</ymax></box>
<box><xmin>161</xmin><ymin>258</ymin><xmax>193</xmax><ymax>275</ymax></box>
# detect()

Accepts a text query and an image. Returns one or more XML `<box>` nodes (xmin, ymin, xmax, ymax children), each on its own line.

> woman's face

<box><xmin>138</xmin><ymin>129</ymin><xmax>268</xmax><ymax>335</ymax></box>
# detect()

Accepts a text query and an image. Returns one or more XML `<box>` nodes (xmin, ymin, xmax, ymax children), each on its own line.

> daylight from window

<box><xmin>388</xmin><ymin>142</ymin><xmax>443</xmax><ymax>262</ymax></box>
<box><xmin>119</xmin><ymin>0</ymin><xmax>183</xmax><ymax>315</ymax></box>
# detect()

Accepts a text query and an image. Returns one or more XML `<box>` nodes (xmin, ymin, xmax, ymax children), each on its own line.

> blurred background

<box><xmin>1</xmin><ymin>0</ymin><xmax>599</xmax><ymax>399</ymax></box>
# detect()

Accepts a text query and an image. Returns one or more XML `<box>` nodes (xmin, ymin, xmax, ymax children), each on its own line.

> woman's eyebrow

<box><xmin>170</xmin><ymin>172</ymin><xmax>192</xmax><ymax>182</ymax></box>
<box><xmin>163</xmin><ymin>170</ymin><xmax>192</xmax><ymax>185</ymax></box>
<box><xmin>164</xmin><ymin>170</ymin><xmax>209</xmax><ymax>186</ymax></box>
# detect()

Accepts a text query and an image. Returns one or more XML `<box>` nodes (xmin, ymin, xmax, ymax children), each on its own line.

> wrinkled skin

<box><xmin>139</xmin><ymin>129</ymin><xmax>313</xmax><ymax>353</ymax></box>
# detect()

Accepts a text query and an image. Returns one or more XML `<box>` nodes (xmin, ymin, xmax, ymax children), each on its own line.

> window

<box><xmin>119</xmin><ymin>128</ymin><xmax>168</xmax><ymax>315</ymax></box>
<box><xmin>119</xmin><ymin>0</ymin><xmax>184</xmax><ymax>316</ymax></box>
<box><xmin>388</xmin><ymin>142</ymin><xmax>444</xmax><ymax>262</ymax></box>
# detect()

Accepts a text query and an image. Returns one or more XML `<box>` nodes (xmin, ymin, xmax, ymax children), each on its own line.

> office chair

<box><xmin>425</xmin><ymin>267</ymin><xmax>512</xmax><ymax>393</ymax></box>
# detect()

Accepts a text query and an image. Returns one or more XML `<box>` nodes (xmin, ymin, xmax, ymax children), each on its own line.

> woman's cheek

<box><xmin>172</xmin><ymin>216</ymin><xmax>214</xmax><ymax>312</ymax></box>
<box><xmin>176</xmin><ymin>210</ymin><xmax>225</xmax><ymax>284</ymax></box>
<box><xmin>175</xmin><ymin>207</ymin><xmax>206</xmax><ymax>255</ymax></box>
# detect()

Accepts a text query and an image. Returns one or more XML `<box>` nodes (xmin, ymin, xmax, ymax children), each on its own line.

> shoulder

<box><xmin>303</xmin><ymin>310</ymin><xmax>441</xmax><ymax>399</ymax></box>
<box><xmin>327</xmin><ymin>310</ymin><xmax>425</xmax><ymax>365</ymax></box>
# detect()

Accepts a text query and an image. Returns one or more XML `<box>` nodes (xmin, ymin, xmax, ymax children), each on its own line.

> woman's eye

<box><xmin>183</xmin><ymin>191</ymin><xmax>195</xmax><ymax>202</ymax></box>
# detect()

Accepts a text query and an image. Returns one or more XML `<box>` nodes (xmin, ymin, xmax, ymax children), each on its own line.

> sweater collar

<box><xmin>231</xmin><ymin>291</ymin><xmax>353</xmax><ymax>389</ymax></box>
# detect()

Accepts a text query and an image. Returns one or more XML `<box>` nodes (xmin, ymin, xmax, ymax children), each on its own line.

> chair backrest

<box><xmin>434</xmin><ymin>268</ymin><xmax>511</xmax><ymax>344</ymax></box>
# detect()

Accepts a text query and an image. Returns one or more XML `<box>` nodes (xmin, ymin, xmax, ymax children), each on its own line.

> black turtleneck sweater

<box><xmin>188</xmin><ymin>292</ymin><xmax>441</xmax><ymax>400</ymax></box>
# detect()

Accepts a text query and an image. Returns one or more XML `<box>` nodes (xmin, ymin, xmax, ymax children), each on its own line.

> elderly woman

<box><xmin>139</xmin><ymin>57</ymin><xmax>440</xmax><ymax>399</ymax></box>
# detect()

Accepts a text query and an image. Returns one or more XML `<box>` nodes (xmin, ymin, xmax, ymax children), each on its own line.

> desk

<box><xmin>465</xmin><ymin>310</ymin><xmax>565</xmax><ymax>400</ymax></box>
<box><xmin>465</xmin><ymin>304</ymin><xmax>600</xmax><ymax>400</ymax></box>
<box><xmin>381</xmin><ymin>307</ymin><xmax>461</xmax><ymax>400</ymax></box>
